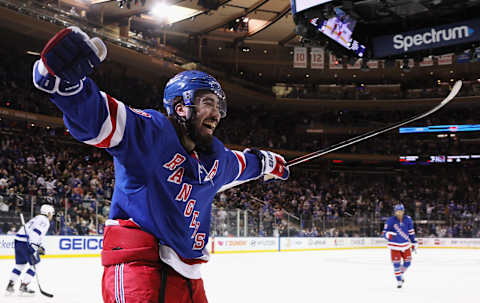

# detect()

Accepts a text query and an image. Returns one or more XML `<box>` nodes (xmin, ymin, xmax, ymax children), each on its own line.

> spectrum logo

<box><xmin>393</xmin><ymin>25</ymin><xmax>474</xmax><ymax>51</ymax></box>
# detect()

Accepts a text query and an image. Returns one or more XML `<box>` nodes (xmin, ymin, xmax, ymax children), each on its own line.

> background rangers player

<box><xmin>32</xmin><ymin>26</ymin><xmax>289</xmax><ymax>302</ymax></box>
<box><xmin>382</xmin><ymin>203</ymin><xmax>418</xmax><ymax>288</ymax></box>
<box><xmin>5</xmin><ymin>204</ymin><xmax>54</xmax><ymax>296</ymax></box>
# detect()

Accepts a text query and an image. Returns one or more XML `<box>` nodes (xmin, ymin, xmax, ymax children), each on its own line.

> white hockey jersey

<box><xmin>15</xmin><ymin>215</ymin><xmax>50</xmax><ymax>250</ymax></box>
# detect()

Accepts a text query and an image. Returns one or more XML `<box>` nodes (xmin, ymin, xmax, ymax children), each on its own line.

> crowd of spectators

<box><xmin>0</xmin><ymin>118</ymin><xmax>113</xmax><ymax>236</ymax></box>
<box><xmin>1</xmin><ymin>48</ymin><xmax>480</xmax><ymax>239</ymax></box>
<box><xmin>2</xmin><ymin>46</ymin><xmax>480</xmax><ymax>117</ymax></box>
<box><xmin>1</xmin><ymin>116</ymin><xmax>479</xmax><ymax>238</ymax></box>
<box><xmin>211</xmin><ymin>167</ymin><xmax>480</xmax><ymax>238</ymax></box>
<box><xmin>2</xmin><ymin>46</ymin><xmax>479</xmax><ymax>157</ymax></box>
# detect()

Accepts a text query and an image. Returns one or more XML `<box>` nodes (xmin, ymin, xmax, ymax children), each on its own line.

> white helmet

<box><xmin>40</xmin><ymin>204</ymin><xmax>55</xmax><ymax>217</ymax></box>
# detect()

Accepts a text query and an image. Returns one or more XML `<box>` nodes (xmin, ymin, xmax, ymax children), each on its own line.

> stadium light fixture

<box><xmin>150</xmin><ymin>2</ymin><xmax>200</xmax><ymax>24</ymax></box>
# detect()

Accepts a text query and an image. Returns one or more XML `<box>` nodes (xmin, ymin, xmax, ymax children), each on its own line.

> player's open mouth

<box><xmin>203</xmin><ymin>120</ymin><xmax>217</xmax><ymax>132</ymax></box>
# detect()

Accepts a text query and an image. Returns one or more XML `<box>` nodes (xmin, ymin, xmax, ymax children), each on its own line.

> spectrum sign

<box><xmin>373</xmin><ymin>19</ymin><xmax>480</xmax><ymax>57</ymax></box>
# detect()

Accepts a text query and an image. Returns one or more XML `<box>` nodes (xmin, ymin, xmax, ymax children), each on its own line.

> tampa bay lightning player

<box><xmin>6</xmin><ymin>204</ymin><xmax>54</xmax><ymax>296</ymax></box>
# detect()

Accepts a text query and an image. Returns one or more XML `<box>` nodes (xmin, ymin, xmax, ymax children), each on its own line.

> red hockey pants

<box><xmin>101</xmin><ymin>221</ymin><xmax>208</xmax><ymax>303</ymax></box>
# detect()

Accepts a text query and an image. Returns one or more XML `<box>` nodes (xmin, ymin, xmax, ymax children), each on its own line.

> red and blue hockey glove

<box><xmin>245</xmin><ymin>149</ymin><xmax>289</xmax><ymax>181</ymax></box>
<box><xmin>385</xmin><ymin>231</ymin><xmax>396</xmax><ymax>240</ymax></box>
<box><xmin>41</xmin><ymin>26</ymin><xmax>106</xmax><ymax>82</ymax></box>
<box><xmin>411</xmin><ymin>241</ymin><xmax>418</xmax><ymax>252</ymax></box>
<box><xmin>33</xmin><ymin>26</ymin><xmax>106</xmax><ymax>95</ymax></box>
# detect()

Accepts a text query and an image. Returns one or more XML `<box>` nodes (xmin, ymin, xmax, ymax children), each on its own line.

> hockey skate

<box><xmin>19</xmin><ymin>283</ymin><xmax>35</xmax><ymax>296</ymax></box>
<box><xmin>397</xmin><ymin>279</ymin><xmax>404</xmax><ymax>289</ymax></box>
<box><xmin>5</xmin><ymin>280</ymin><xmax>14</xmax><ymax>296</ymax></box>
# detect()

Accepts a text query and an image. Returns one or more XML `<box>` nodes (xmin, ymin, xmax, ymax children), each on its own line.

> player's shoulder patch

<box><xmin>129</xmin><ymin>107</ymin><xmax>152</xmax><ymax>118</ymax></box>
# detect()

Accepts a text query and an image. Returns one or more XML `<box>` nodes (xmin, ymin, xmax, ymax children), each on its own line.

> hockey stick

<box><xmin>287</xmin><ymin>80</ymin><xmax>462</xmax><ymax>167</ymax></box>
<box><xmin>19</xmin><ymin>213</ymin><xmax>54</xmax><ymax>298</ymax></box>
<box><xmin>217</xmin><ymin>80</ymin><xmax>462</xmax><ymax>193</ymax></box>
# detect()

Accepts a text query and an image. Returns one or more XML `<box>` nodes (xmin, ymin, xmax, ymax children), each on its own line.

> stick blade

<box><xmin>40</xmin><ymin>289</ymin><xmax>54</xmax><ymax>298</ymax></box>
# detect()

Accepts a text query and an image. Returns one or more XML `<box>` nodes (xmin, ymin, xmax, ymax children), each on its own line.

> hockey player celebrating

<box><xmin>382</xmin><ymin>203</ymin><xmax>418</xmax><ymax>288</ymax></box>
<box><xmin>5</xmin><ymin>204</ymin><xmax>54</xmax><ymax>296</ymax></box>
<box><xmin>32</xmin><ymin>27</ymin><xmax>289</xmax><ymax>302</ymax></box>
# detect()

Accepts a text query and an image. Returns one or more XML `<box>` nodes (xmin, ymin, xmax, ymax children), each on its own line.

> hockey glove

<box><xmin>37</xmin><ymin>246</ymin><xmax>46</xmax><ymax>256</ymax></box>
<box><xmin>245</xmin><ymin>149</ymin><xmax>290</xmax><ymax>181</ymax></box>
<box><xmin>33</xmin><ymin>26</ymin><xmax>106</xmax><ymax>95</ymax></box>
<box><xmin>385</xmin><ymin>231</ymin><xmax>396</xmax><ymax>240</ymax></box>
<box><xmin>411</xmin><ymin>241</ymin><xmax>418</xmax><ymax>252</ymax></box>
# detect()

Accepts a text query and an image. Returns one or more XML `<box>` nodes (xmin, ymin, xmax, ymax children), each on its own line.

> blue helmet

<box><xmin>163</xmin><ymin>70</ymin><xmax>226</xmax><ymax>118</ymax></box>
<box><xmin>394</xmin><ymin>204</ymin><xmax>405</xmax><ymax>212</ymax></box>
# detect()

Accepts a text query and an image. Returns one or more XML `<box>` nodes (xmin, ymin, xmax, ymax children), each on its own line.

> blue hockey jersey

<box><xmin>46</xmin><ymin>77</ymin><xmax>263</xmax><ymax>260</ymax></box>
<box><xmin>382</xmin><ymin>215</ymin><xmax>415</xmax><ymax>251</ymax></box>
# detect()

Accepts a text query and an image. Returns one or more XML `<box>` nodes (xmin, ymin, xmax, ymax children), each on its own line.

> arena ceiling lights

<box><xmin>88</xmin><ymin>0</ymin><xmax>111</xmax><ymax>4</ymax></box>
<box><xmin>147</xmin><ymin>2</ymin><xmax>201</xmax><ymax>25</ymax></box>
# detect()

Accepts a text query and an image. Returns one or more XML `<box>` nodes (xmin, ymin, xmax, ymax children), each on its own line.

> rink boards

<box><xmin>211</xmin><ymin>237</ymin><xmax>480</xmax><ymax>254</ymax></box>
<box><xmin>0</xmin><ymin>236</ymin><xmax>479</xmax><ymax>258</ymax></box>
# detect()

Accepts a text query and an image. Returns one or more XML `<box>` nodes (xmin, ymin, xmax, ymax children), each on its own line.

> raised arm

<box><xmin>32</xmin><ymin>26</ymin><xmax>163</xmax><ymax>174</ymax></box>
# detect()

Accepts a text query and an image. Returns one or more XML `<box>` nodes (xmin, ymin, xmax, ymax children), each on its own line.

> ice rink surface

<box><xmin>1</xmin><ymin>248</ymin><xmax>478</xmax><ymax>303</ymax></box>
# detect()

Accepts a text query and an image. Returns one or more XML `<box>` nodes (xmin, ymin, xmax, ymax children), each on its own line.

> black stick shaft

<box><xmin>287</xmin><ymin>80</ymin><xmax>462</xmax><ymax>168</ymax></box>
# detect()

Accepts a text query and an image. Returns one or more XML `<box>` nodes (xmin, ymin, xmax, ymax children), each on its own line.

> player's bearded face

<box><xmin>189</xmin><ymin>91</ymin><xmax>221</xmax><ymax>151</ymax></box>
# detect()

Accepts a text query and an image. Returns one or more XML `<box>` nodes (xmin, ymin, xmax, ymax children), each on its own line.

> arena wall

<box><xmin>1</xmin><ymin>236</ymin><xmax>479</xmax><ymax>259</ymax></box>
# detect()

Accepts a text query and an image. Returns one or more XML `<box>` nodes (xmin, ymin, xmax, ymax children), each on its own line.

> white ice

<box><xmin>1</xmin><ymin>249</ymin><xmax>478</xmax><ymax>303</ymax></box>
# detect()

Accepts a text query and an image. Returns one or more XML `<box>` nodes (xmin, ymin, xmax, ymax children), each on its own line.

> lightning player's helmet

<box><xmin>394</xmin><ymin>204</ymin><xmax>405</xmax><ymax>212</ymax></box>
<box><xmin>40</xmin><ymin>204</ymin><xmax>55</xmax><ymax>217</ymax></box>
<box><xmin>163</xmin><ymin>70</ymin><xmax>227</xmax><ymax>118</ymax></box>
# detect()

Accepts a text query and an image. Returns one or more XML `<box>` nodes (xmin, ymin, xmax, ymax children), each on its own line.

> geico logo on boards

<box><xmin>59</xmin><ymin>238</ymin><xmax>103</xmax><ymax>250</ymax></box>
<box><xmin>0</xmin><ymin>239</ymin><xmax>15</xmax><ymax>249</ymax></box>
<box><xmin>393</xmin><ymin>25</ymin><xmax>474</xmax><ymax>51</ymax></box>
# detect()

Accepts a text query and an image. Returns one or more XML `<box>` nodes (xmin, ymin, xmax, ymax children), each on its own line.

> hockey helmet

<box><xmin>394</xmin><ymin>204</ymin><xmax>405</xmax><ymax>212</ymax></box>
<box><xmin>163</xmin><ymin>70</ymin><xmax>226</xmax><ymax>118</ymax></box>
<box><xmin>40</xmin><ymin>204</ymin><xmax>55</xmax><ymax>217</ymax></box>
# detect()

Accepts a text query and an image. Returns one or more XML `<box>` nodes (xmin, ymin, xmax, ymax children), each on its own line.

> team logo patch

<box><xmin>129</xmin><ymin>107</ymin><xmax>152</xmax><ymax>118</ymax></box>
